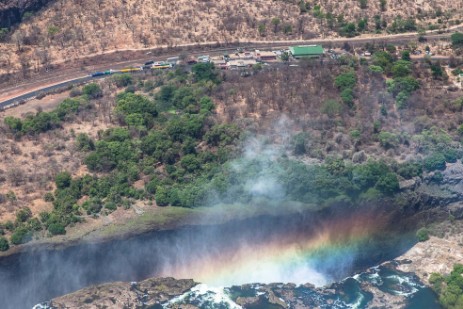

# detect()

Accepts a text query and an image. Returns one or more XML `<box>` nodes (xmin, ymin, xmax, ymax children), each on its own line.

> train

<box><xmin>91</xmin><ymin>62</ymin><xmax>171</xmax><ymax>77</ymax></box>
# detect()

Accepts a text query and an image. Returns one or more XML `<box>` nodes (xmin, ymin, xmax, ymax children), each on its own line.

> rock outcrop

<box><xmin>46</xmin><ymin>277</ymin><xmax>196</xmax><ymax>309</ymax></box>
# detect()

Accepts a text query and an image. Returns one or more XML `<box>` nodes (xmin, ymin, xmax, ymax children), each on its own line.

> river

<box><xmin>0</xmin><ymin>209</ymin><xmax>430</xmax><ymax>309</ymax></box>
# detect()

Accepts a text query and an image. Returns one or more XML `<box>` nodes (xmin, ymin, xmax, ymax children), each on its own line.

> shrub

<box><xmin>340</xmin><ymin>88</ymin><xmax>354</xmax><ymax>107</ymax></box>
<box><xmin>321</xmin><ymin>99</ymin><xmax>342</xmax><ymax>117</ymax></box>
<box><xmin>424</xmin><ymin>153</ymin><xmax>447</xmax><ymax>171</ymax></box>
<box><xmin>378</xmin><ymin>131</ymin><xmax>399</xmax><ymax>149</ymax></box>
<box><xmin>16</xmin><ymin>207</ymin><xmax>32</xmax><ymax>223</ymax></box>
<box><xmin>104</xmin><ymin>202</ymin><xmax>117</xmax><ymax>211</ymax></box>
<box><xmin>55</xmin><ymin>171</ymin><xmax>72</xmax><ymax>189</ymax></box>
<box><xmin>76</xmin><ymin>133</ymin><xmax>95</xmax><ymax>151</ymax></box>
<box><xmin>375</xmin><ymin>172</ymin><xmax>400</xmax><ymax>195</ymax></box>
<box><xmin>335</xmin><ymin>71</ymin><xmax>357</xmax><ymax>90</ymax></box>
<box><xmin>82</xmin><ymin>83</ymin><xmax>103</xmax><ymax>99</ymax></box>
<box><xmin>113</xmin><ymin>74</ymin><xmax>133</xmax><ymax>87</ymax></box>
<box><xmin>48</xmin><ymin>223</ymin><xmax>66</xmax><ymax>236</ymax></box>
<box><xmin>43</xmin><ymin>192</ymin><xmax>55</xmax><ymax>202</ymax></box>
<box><xmin>10</xmin><ymin>227</ymin><xmax>32</xmax><ymax>245</ymax></box>
<box><xmin>155</xmin><ymin>186</ymin><xmax>170</xmax><ymax>206</ymax></box>
<box><xmin>397</xmin><ymin>162</ymin><xmax>422</xmax><ymax>179</ymax></box>
<box><xmin>291</xmin><ymin>132</ymin><xmax>309</xmax><ymax>155</ymax></box>
<box><xmin>416</xmin><ymin>227</ymin><xmax>429</xmax><ymax>242</ymax></box>
<box><xmin>451</xmin><ymin>32</ymin><xmax>463</xmax><ymax>49</ymax></box>
<box><xmin>369</xmin><ymin>65</ymin><xmax>384</xmax><ymax>74</ymax></box>
<box><xmin>0</xmin><ymin>237</ymin><xmax>9</xmax><ymax>251</ymax></box>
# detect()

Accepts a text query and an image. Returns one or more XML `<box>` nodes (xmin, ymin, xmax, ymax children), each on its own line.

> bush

<box><xmin>424</xmin><ymin>153</ymin><xmax>447</xmax><ymax>171</ymax></box>
<box><xmin>378</xmin><ymin>131</ymin><xmax>399</xmax><ymax>149</ymax></box>
<box><xmin>397</xmin><ymin>162</ymin><xmax>422</xmax><ymax>179</ymax></box>
<box><xmin>75</xmin><ymin>133</ymin><xmax>95</xmax><ymax>151</ymax></box>
<box><xmin>43</xmin><ymin>192</ymin><xmax>55</xmax><ymax>202</ymax></box>
<box><xmin>113</xmin><ymin>74</ymin><xmax>133</xmax><ymax>87</ymax></box>
<box><xmin>104</xmin><ymin>202</ymin><xmax>117</xmax><ymax>211</ymax></box>
<box><xmin>48</xmin><ymin>223</ymin><xmax>66</xmax><ymax>236</ymax></box>
<box><xmin>451</xmin><ymin>32</ymin><xmax>463</xmax><ymax>49</ymax></box>
<box><xmin>291</xmin><ymin>132</ymin><xmax>309</xmax><ymax>155</ymax></box>
<box><xmin>16</xmin><ymin>207</ymin><xmax>32</xmax><ymax>223</ymax></box>
<box><xmin>375</xmin><ymin>172</ymin><xmax>400</xmax><ymax>195</ymax></box>
<box><xmin>335</xmin><ymin>71</ymin><xmax>357</xmax><ymax>90</ymax></box>
<box><xmin>416</xmin><ymin>227</ymin><xmax>429</xmax><ymax>242</ymax></box>
<box><xmin>340</xmin><ymin>88</ymin><xmax>354</xmax><ymax>107</ymax></box>
<box><xmin>82</xmin><ymin>83</ymin><xmax>103</xmax><ymax>99</ymax></box>
<box><xmin>0</xmin><ymin>236</ymin><xmax>9</xmax><ymax>251</ymax></box>
<box><xmin>55</xmin><ymin>171</ymin><xmax>72</xmax><ymax>189</ymax></box>
<box><xmin>10</xmin><ymin>227</ymin><xmax>32</xmax><ymax>245</ymax></box>
<box><xmin>321</xmin><ymin>99</ymin><xmax>342</xmax><ymax>117</ymax></box>
<box><xmin>155</xmin><ymin>186</ymin><xmax>170</xmax><ymax>206</ymax></box>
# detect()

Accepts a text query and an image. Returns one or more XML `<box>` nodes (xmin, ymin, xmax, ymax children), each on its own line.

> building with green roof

<box><xmin>289</xmin><ymin>45</ymin><xmax>324</xmax><ymax>58</ymax></box>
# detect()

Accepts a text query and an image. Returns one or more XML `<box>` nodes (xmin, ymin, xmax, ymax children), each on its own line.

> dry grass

<box><xmin>0</xmin><ymin>86</ymin><xmax>115</xmax><ymax>222</ymax></box>
<box><xmin>1</xmin><ymin>0</ymin><xmax>462</xmax><ymax>76</ymax></box>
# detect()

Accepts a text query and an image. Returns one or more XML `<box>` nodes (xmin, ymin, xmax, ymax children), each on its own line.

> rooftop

<box><xmin>289</xmin><ymin>45</ymin><xmax>324</xmax><ymax>56</ymax></box>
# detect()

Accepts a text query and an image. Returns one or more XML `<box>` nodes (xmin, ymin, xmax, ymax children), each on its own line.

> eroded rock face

<box><xmin>396</xmin><ymin>235</ymin><xmax>463</xmax><ymax>284</ymax></box>
<box><xmin>49</xmin><ymin>277</ymin><xmax>196</xmax><ymax>309</ymax></box>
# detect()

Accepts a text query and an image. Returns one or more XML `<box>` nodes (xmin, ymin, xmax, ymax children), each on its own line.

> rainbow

<box><xmin>157</xmin><ymin>210</ymin><xmax>402</xmax><ymax>287</ymax></box>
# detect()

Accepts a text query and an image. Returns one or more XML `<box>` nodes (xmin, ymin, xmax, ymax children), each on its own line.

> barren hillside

<box><xmin>0</xmin><ymin>0</ymin><xmax>462</xmax><ymax>77</ymax></box>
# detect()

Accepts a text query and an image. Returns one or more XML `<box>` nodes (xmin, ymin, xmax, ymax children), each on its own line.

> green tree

<box><xmin>258</xmin><ymin>23</ymin><xmax>266</xmax><ymax>36</ymax></box>
<box><xmin>357</xmin><ymin>18</ymin><xmax>368</xmax><ymax>32</ymax></box>
<box><xmin>48</xmin><ymin>223</ymin><xmax>66</xmax><ymax>235</ymax></box>
<box><xmin>4</xmin><ymin>116</ymin><xmax>23</xmax><ymax>133</ymax></box>
<box><xmin>16</xmin><ymin>207</ymin><xmax>32</xmax><ymax>223</ymax></box>
<box><xmin>55</xmin><ymin>171</ymin><xmax>72</xmax><ymax>189</ymax></box>
<box><xmin>359</xmin><ymin>0</ymin><xmax>368</xmax><ymax>9</ymax></box>
<box><xmin>375</xmin><ymin>172</ymin><xmax>399</xmax><ymax>195</ymax></box>
<box><xmin>335</xmin><ymin>71</ymin><xmax>357</xmax><ymax>90</ymax></box>
<box><xmin>271</xmin><ymin>18</ymin><xmax>281</xmax><ymax>32</ymax></box>
<box><xmin>340</xmin><ymin>88</ymin><xmax>355</xmax><ymax>108</ymax></box>
<box><xmin>156</xmin><ymin>186</ymin><xmax>170</xmax><ymax>206</ymax></box>
<box><xmin>424</xmin><ymin>153</ymin><xmax>447</xmax><ymax>171</ymax></box>
<box><xmin>0</xmin><ymin>237</ymin><xmax>9</xmax><ymax>251</ymax></box>
<box><xmin>113</xmin><ymin>74</ymin><xmax>133</xmax><ymax>87</ymax></box>
<box><xmin>191</xmin><ymin>63</ymin><xmax>219</xmax><ymax>83</ymax></box>
<box><xmin>10</xmin><ymin>226</ymin><xmax>32</xmax><ymax>245</ymax></box>
<box><xmin>378</xmin><ymin>131</ymin><xmax>399</xmax><ymax>149</ymax></box>
<box><xmin>391</xmin><ymin>60</ymin><xmax>412</xmax><ymax>78</ymax></box>
<box><xmin>76</xmin><ymin>133</ymin><xmax>95</xmax><ymax>151</ymax></box>
<box><xmin>82</xmin><ymin>83</ymin><xmax>103</xmax><ymax>99</ymax></box>
<box><xmin>401</xmin><ymin>50</ymin><xmax>411</xmax><ymax>61</ymax></box>
<box><xmin>451</xmin><ymin>32</ymin><xmax>463</xmax><ymax>49</ymax></box>
<box><xmin>281</xmin><ymin>51</ymin><xmax>290</xmax><ymax>62</ymax></box>
<box><xmin>291</xmin><ymin>133</ymin><xmax>309</xmax><ymax>155</ymax></box>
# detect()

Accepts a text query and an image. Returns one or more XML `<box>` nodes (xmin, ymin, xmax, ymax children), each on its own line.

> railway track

<box><xmin>0</xmin><ymin>29</ymin><xmax>459</xmax><ymax>110</ymax></box>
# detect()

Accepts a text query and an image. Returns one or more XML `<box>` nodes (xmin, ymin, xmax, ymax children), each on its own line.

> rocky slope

<box><xmin>397</xmin><ymin>220</ymin><xmax>463</xmax><ymax>284</ymax></box>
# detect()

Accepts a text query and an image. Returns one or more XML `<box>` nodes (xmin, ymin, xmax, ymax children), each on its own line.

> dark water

<box><xmin>0</xmin><ymin>212</ymin><xmax>418</xmax><ymax>309</ymax></box>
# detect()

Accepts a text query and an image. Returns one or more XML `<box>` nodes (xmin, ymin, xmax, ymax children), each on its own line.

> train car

<box><xmin>119</xmin><ymin>67</ymin><xmax>143</xmax><ymax>73</ymax></box>
<box><xmin>151</xmin><ymin>61</ymin><xmax>172</xmax><ymax>69</ymax></box>
<box><xmin>91</xmin><ymin>70</ymin><xmax>113</xmax><ymax>77</ymax></box>
<box><xmin>91</xmin><ymin>72</ymin><xmax>105</xmax><ymax>77</ymax></box>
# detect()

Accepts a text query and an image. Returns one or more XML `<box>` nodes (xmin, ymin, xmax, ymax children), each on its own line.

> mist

<box><xmin>0</xmin><ymin>116</ymin><xmax>415</xmax><ymax>308</ymax></box>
